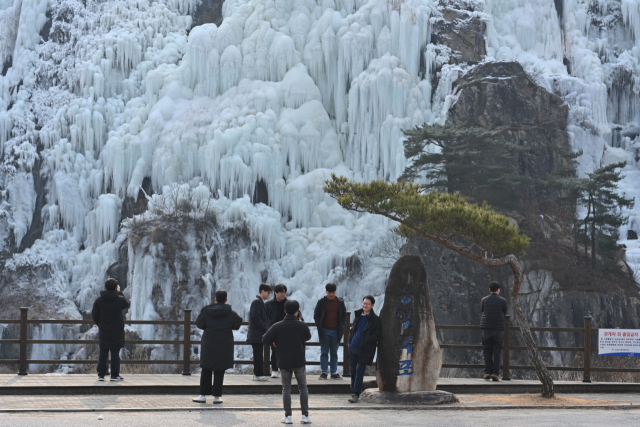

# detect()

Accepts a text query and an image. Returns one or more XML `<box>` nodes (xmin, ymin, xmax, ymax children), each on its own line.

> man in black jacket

<box><xmin>481</xmin><ymin>281</ymin><xmax>508</xmax><ymax>381</ymax></box>
<box><xmin>247</xmin><ymin>283</ymin><xmax>271</xmax><ymax>381</ymax></box>
<box><xmin>263</xmin><ymin>300</ymin><xmax>312</xmax><ymax>424</ymax></box>
<box><xmin>91</xmin><ymin>278</ymin><xmax>130</xmax><ymax>381</ymax></box>
<box><xmin>347</xmin><ymin>295</ymin><xmax>381</xmax><ymax>403</ymax></box>
<box><xmin>193</xmin><ymin>289</ymin><xmax>242</xmax><ymax>404</ymax></box>
<box><xmin>265</xmin><ymin>284</ymin><xmax>288</xmax><ymax>378</ymax></box>
<box><xmin>313</xmin><ymin>283</ymin><xmax>346</xmax><ymax>380</ymax></box>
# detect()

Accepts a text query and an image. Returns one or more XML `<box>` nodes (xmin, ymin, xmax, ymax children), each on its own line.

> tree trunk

<box><xmin>508</xmin><ymin>258</ymin><xmax>555</xmax><ymax>398</ymax></box>
<box><xmin>509</xmin><ymin>290</ymin><xmax>555</xmax><ymax>397</ymax></box>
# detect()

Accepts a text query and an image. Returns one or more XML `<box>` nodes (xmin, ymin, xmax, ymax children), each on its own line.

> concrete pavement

<box><xmin>1</xmin><ymin>409</ymin><xmax>640</xmax><ymax>426</ymax></box>
<box><xmin>1</xmin><ymin>393</ymin><xmax>639</xmax><ymax>412</ymax></box>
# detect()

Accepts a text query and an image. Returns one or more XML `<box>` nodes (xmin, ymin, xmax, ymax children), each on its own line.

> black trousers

<box><xmin>251</xmin><ymin>343</ymin><xmax>264</xmax><ymax>377</ymax></box>
<box><xmin>200</xmin><ymin>368</ymin><xmax>225</xmax><ymax>396</ymax></box>
<box><xmin>97</xmin><ymin>348</ymin><xmax>120</xmax><ymax>378</ymax></box>
<box><xmin>482</xmin><ymin>329</ymin><xmax>504</xmax><ymax>375</ymax></box>
<box><xmin>270</xmin><ymin>344</ymin><xmax>278</xmax><ymax>371</ymax></box>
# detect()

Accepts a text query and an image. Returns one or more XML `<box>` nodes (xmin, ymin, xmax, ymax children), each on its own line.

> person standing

<box><xmin>247</xmin><ymin>283</ymin><xmax>272</xmax><ymax>381</ymax></box>
<box><xmin>262</xmin><ymin>300</ymin><xmax>312</xmax><ymax>424</ymax></box>
<box><xmin>91</xmin><ymin>278</ymin><xmax>130</xmax><ymax>382</ymax></box>
<box><xmin>481</xmin><ymin>281</ymin><xmax>508</xmax><ymax>381</ymax></box>
<box><xmin>192</xmin><ymin>290</ymin><xmax>242</xmax><ymax>404</ymax></box>
<box><xmin>347</xmin><ymin>295</ymin><xmax>381</xmax><ymax>403</ymax></box>
<box><xmin>313</xmin><ymin>283</ymin><xmax>346</xmax><ymax>380</ymax></box>
<box><xmin>265</xmin><ymin>284</ymin><xmax>288</xmax><ymax>378</ymax></box>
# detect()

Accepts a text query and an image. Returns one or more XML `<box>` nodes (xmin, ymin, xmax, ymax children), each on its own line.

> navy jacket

<box><xmin>480</xmin><ymin>293</ymin><xmax>508</xmax><ymax>330</ymax></box>
<box><xmin>246</xmin><ymin>296</ymin><xmax>269</xmax><ymax>343</ymax></box>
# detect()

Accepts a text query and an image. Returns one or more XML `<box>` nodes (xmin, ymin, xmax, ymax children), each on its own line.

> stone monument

<box><xmin>360</xmin><ymin>254</ymin><xmax>457</xmax><ymax>405</ymax></box>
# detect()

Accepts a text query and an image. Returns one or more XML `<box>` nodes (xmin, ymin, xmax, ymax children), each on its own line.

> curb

<box><xmin>1</xmin><ymin>404</ymin><xmax>639</xmax><ymax>413</ymax></box>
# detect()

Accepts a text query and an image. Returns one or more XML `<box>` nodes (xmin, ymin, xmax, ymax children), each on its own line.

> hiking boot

<box><xmin>348</xmin><ymin>394</ymin><xmax>359</xmax><ymax>403</ymax></box>
<box><xmin>318</xmin><ymin>373</ymin><xmax>328</xmax><ymax>380</ymax></box>
<box><xmin>281</xmin><ymin>415</ymin><xmax>293</xmax><ymax>424</ymax></box>
<box><xmin>330</xmin><ymin>373</ymin><xmax>342</xmax><ymax>380</ymax></box>
<box><xmin>213</xmin><ymin>396</ymin><xmax>223</xmax><ymax>403</ymax></box>
<box><xmin>483</xmin><ymin>374</ymin><xmax>491</xmax><ymax>380</ymax></box>
<box><xmin>491</xmin><ymin>374</ymin><xmax>500</xmax><ymax>382</ymax></box>
<box><xmin>192</xmin><ymin>396</ymin><xmax>206</xmax><ymax>403</ymax></box>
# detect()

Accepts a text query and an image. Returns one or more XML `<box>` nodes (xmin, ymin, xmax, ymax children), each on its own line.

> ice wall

<box><xmin>1</xmin><ymin>0</ymin><xmax>640</xmax><ymax>370</ymax></box>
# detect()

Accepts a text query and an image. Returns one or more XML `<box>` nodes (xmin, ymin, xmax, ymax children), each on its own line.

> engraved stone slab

<box><xmin>376</xmin><ymin>255</ymin><xmax>442</xmax><ymax>392</ymax></box>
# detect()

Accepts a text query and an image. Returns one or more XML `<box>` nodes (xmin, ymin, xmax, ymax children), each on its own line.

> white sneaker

<box><xmin>301</xmin><ymin>415</ymin><xmax>311</xmax><ymax>424</ymax></box>
<box><xmin>281</xmin><ymin>416</ymin><xmax>293</xmax><ymax>424</ymax></box>
<box><xmin>271</xmin><ymin>371</ymin><xmax>280</xmax><ymax>378</ymax></box>
<box><xmin>213</xmin><ymin>396</ymin><xmax>223</xmax><ymax>404</ymax></box>
<box><xmin>253</xmin><ymin>375</ymin><xmax>269</xmax><ymax>381</ymax></box>
<box><xmin>192</xmin><ymin>396</ymin><xmax>206</xmax><ymax>403</ymax></box>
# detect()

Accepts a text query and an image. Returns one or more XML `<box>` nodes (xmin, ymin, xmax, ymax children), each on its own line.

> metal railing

<box><xmin>1</xmin><ymin>309</ymin><xmax>639</xmax><ymax>381</ymax></box>
<box><xmin>0</xmin><ymin>308</ymin><xmax>353</xmax><ymax>376</ymax></box>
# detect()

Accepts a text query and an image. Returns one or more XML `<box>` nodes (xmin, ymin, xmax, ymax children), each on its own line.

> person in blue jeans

<box><xmin>313</xmin><ymin>283</ymin><xmax>346</xmax><ymax>379</ymax></box>
<box><xmin>347</xmin><ymin>295</ymin><xmax>381</xmax><ymax>403</ymax></box>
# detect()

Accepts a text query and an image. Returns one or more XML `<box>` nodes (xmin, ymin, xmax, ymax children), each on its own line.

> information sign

<box><xmin>599</xmin><ymin>329</ymin><xmax>640</xmax><ymax>356</ymax></box>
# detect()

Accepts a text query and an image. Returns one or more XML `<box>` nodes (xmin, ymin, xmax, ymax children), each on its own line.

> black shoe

<box><xmin>318</xmin><ymin>373</ymin><xmax>328</xmax><ymax>380</ymax></box>
<box><xmin>98</xmin><ymin>376</ymin><xmax>105</xmax><ymax>382</ymax></box>
<box><xmin>110</xmin><ymin>376</ymin><xmax>124</xmax><ymax>382</ymax></box>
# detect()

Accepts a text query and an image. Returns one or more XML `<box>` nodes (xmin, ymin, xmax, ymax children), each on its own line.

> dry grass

<box><xmin>464</xmin><ymin>393</ymin><xmax>629</xmax><ymax>406</ymax></box>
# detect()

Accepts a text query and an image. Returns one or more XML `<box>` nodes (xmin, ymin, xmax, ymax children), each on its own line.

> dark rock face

<box><xmin>17</xmin><ymin>158</ymin><xmax>47</xmax><ymax>252</ymax></box>
<box><xmin>628</xmin><ymin>230</ymin><xmax>638</xmax><ymax>240</ymax></box>
<box><xmin>449</xmin><ymin>62</ymin><xmax>568</xmax><ymax>129</ymax></box>
<box><xmin>447</xmin><ymin>61</ymin><xmax>571</xmax><ymax>207</ymax></box>
<box><xmin>377</xmin><ymin>255</ymin><xmax>441</xmax><ymax>392</ymax></box>
<box><xmin>431</xmin><ymin>9</ymin><xmax>486</xmax><ymax>65</ymax></box>
<box><xmin>191</xmin><ymin>0</ymin><xmax>225</xmax><ymax>28</ymax></box>
<box><xmin>402</xmin><ymin>239</ymin><xmax>640</xmax><ymax>376</ymax></box>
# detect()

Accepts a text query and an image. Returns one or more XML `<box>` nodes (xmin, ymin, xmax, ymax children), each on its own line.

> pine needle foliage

<box><xmin>324</xmin><ymin>175</ymin><xmax>530</xmax><ymax>259</ymax></box>
<box><xmin>400</xmin><ymin>124</ymin><xmax>533</xmax><ymax>208</ymax></box>
<box><xmin>578</xmin><ymin>162</ymin><xmax>635</xmax><ymax>270</ymax></box>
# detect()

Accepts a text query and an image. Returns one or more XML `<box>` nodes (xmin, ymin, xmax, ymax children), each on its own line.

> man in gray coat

<box><xmin>193</xmin><ymin>290</ymin><xmax>242</xmax><ymax>404</ymax></box>
<box><xmin>246</xmin><ymin>283</ymin><xmax>272</xmax><ymax>380</ymax></box>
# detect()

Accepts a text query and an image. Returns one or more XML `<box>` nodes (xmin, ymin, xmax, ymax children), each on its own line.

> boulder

<box><xmin>376</xmin><ymin>255</ymin><xmax>441</xmax><ymax>392</ymax></box>
<box><xmin>360</xmin><ymin>388</ymin><xmax>458</xmax><ymax>405</ymax></box>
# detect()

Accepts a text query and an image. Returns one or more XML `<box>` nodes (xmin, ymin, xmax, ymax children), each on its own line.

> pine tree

<box><xmin>400</xmin><ymin>124</ymin><xmax>534</xmax><ymax>209</ymax></box>
<box><xmin>578</xmin><ymin>162</ymin><xmax>634</xmax><ymax>270</ymax></box>
<box><xmin>324</xmin><ymin>175</ymin><xmax>555</xmax><ymax>398</ymax></box>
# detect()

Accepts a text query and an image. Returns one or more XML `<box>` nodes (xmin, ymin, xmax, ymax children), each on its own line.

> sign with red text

<box><xmin>599</xmin><ymin>329</ymin><xmax>640</xmax><ymax>356</ymax></box>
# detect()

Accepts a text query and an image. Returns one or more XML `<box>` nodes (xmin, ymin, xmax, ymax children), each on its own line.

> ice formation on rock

<box><xmin>1</xmin><ymin>0</ymin><xmax>640</xmax><ymax>370</ymax></box>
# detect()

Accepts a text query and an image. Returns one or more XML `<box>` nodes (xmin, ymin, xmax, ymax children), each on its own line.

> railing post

<box><xmin>343</xmin><ymin>312</ymin><xmax>351</xmax><ymax>377</ymax></box>
<box><xmin>583</xmin><ymin>315</ymin><xmax>592</xmax><ymax>383</ymax></box>
<box><xmin>18</xmin><ymin>307</ymin><xmax>28</xmax><ymax>375</ymax></box>
<box><xmin>502</xmin><ymin>314</ymin><xmax>510</xmax><ymax>380</ymax></box>
<box><xmin>263</xmin><ymin>344</ymin><xmax>270</xmax><ymax>375</ymax></box>
<box><xmin>182</xmin><ymin>309</ymin><xmax>192</xmax><ymax>375</ymax></box>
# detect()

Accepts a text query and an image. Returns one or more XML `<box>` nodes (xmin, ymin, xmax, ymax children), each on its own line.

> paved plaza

<box><xmin>0</xmin><ymin>392</ymin><xmax>638</xmax><ymax>412</ymax></box>
<box><xmin>2</xmin><ymin>409</ymin><xmax>640</xmax><ymax>427</ymax></box>
<box><xmin>3</xmin><ymin>374</ymin><xmax>638</xmax><ymax>395</ymax></box>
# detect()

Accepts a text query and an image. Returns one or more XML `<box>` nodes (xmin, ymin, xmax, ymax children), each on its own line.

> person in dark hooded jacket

<box><xmin>192</xmin><ymin>290</ymin><xmax>242</xmax><ymax>404</ymax></box>
<box><xmin>91</xmin><ymin>278</ymin><xmax>130</xmax><ymax>381</ymax></box>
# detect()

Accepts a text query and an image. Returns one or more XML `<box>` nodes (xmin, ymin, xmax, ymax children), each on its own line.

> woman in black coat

<box><xmin>193</xmin><ymin>290</ymin><xmax>242</xmax><ymax>404</ymax></box>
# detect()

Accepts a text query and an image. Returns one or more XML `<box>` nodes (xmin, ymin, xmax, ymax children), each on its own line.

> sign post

<box><xmin>599</xmin><ymin>329</ymin><xmax>640</xmax><ymax>357</ymax></box>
